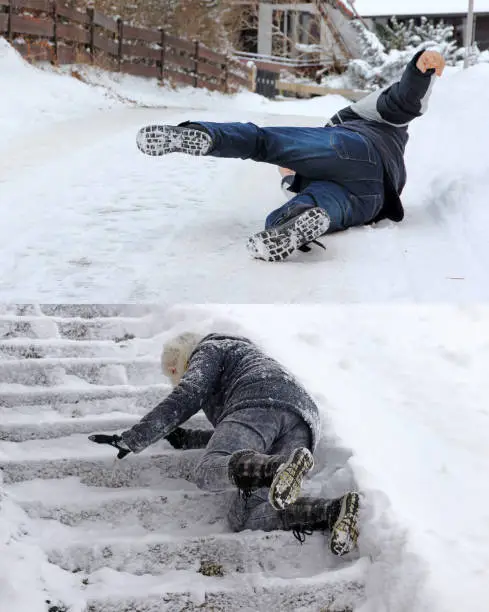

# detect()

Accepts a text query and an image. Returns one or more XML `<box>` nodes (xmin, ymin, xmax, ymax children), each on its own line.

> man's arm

<box><xmin>328</xmin><ymin>50</ymin><xmax>444</xmax><ymax>128</ymax></box>
<box><xmin>119</xmin><ymin>342</ymin><xmax>222</xmax><ymax>453</ymax></box>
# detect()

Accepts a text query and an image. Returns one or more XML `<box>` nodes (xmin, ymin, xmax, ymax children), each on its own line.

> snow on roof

<box><xmin>350</xmin><ymin>0</ymin><xmax>489</xmax><ymax>17</ymax></box>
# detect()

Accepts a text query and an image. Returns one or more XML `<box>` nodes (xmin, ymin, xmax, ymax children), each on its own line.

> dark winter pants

<box><xmin>194</xmin><ymin>121</ymin><xmax>385</xmax><ymax>232</ymax></box>
<box><xmin>193</xmin><ymin>407</ymin><xmax>312</xmax><ymax>532</ymax></box>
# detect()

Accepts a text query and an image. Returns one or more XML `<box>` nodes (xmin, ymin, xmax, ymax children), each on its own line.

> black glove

<box><xmin>166</xmin><ymin>427</ymin><xmax>214</xmax><ymax>450</ymax></box>
<box><xmin>165</xmin><ymin>427</ymin><xmax>188</xmax><ymax>450</ymax></box>
<box><xmin>88</xmin><ymin>434</ymin><xmax>132</xmax><ymax>459</ymax></box>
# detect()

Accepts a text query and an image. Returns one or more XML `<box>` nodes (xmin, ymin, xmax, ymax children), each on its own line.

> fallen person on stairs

<box><xmin>135</xmin><ymin>50</ymin><xmax>445</xmax><ymax>262</ymax></box>
<box><xmin>89</xmin><ymin>331</ymin><xmax>360</xmax><ymax>556</ymax></box>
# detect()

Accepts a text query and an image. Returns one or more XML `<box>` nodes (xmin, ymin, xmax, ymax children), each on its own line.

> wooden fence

<box><xmin>0</xmin><ymin>0</ymin><xmax>252</xmax><ymax>93</ymax></box>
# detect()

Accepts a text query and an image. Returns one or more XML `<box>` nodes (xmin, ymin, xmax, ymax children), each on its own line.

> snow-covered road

<box><xmin>1</xmin><ymin>44</ymin><xmax>489</xmax><ymax>301</ymax></box>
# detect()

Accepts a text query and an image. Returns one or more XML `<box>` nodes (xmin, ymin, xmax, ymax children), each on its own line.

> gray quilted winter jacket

<box><xmin>121</xmin><ymin>333</ymin><xmax>321</xmax><ymax>453</ymax></box>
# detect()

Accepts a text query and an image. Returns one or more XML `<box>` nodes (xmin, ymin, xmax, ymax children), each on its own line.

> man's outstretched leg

<box><xmin>136</xmin><ymin>121</ymin><xmax>378</xmax><ymax>185</ymax></box>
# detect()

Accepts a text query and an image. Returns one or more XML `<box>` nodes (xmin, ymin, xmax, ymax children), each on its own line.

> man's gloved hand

<box><xmin>88</xmin><ymin>434</ymin><xmax>132</xmax><ymax>459</ymax></box>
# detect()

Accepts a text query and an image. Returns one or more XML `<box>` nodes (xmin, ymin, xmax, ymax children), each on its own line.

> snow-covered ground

<box><xmin>1</xmin><ymin>304</ymin><xmax>488</xmax><ymax>612</ymax></box>
<box><xmin>1</xmin><ymin>38</ymin><xmax>489</xmax><ymax>301</ymax></box>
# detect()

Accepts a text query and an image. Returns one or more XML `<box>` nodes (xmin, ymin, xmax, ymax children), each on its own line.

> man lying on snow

<box><xmin>89</xmin><ymin>332</ymin><xmax>360</xmax><ymax>556</ymax></box>
<box><xmin>135</xmin><ymin>50</ymin><xmax>445</xmax><ymax>262</ymax></box>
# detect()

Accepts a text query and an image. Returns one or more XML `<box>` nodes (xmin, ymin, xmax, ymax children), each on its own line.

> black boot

<box><xmin>136</xmin><ymin>123</ymin><xmax>213</xmax><ymax>157</ymax></box>
<box><xmin>228</xmin><ymin>447</ymin><xmax>314</xmax><ymax>509</ymax></box>
<box><xmin>282</xmin><ymin>492</ymin><xmax>360</xmax><ymax>556</ymax></box>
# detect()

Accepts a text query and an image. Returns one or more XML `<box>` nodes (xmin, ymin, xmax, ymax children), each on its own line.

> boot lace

<box><xmin>292</xmin><ymin>526</ymin><xmax>314</xmax><ymax>544</ymax></box>
<box><xmin>239</xmin><ymin>488</ymin><xmax>253</xmax><ymax>504</ymax></box>
<box><xmin>298</xmin><ymin>240</ymin><xmax>326</xmax><ymax>253</ymax></box>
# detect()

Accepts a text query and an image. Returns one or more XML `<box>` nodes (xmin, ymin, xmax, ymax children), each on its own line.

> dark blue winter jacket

<box><xmin>121</xmin><ymin>333</ymin><xmax>321</xmax><ymax>453</ymax></box>
<box><xmin>290</xmin><ymin>50</ymin><xmax>438</xmax><ymax>223</ymax></box>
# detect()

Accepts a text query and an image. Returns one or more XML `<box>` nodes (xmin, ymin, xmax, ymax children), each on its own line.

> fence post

<box><xmin>87</xmin><ymin>7</ymin><xmax>95</xmax><ymax>64</ymax></box>
<box><xmin>52</xmin><ymin>0</ymin><xmax>58</xmax><ymax>64</ymax></box>
<box><xmin>117</xmin><ymin>17</ymin><xmax>123</xmax><ymax>71</ymax></box>
<box><xmin>7</xmin><ymin>0</ymin><xmax>13</xmax><ymax>42</ymax></box>
<box><xmin>251</xmin><ymin>62</ymin><xmax>257</xmax><ymax>92</ymax></box>
<box><xmin>159</xmin><ymin>28</ymin><xmax>165</xmax><ymax>82</ymax></box>
<box><xmin>193</xmin><ymin>39</ymin><xmax>199</xmax><ymax>87</ymax></box>
<box><xmin>223</xmin><ymin>58</ymin><xmax>229</xmax><ymax>94</ymax></box>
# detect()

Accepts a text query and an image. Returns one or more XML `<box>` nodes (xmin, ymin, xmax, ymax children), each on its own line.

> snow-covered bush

<box><xmin>377</xmin><ymin>16</ymin><xmax>458</xmax><ymax>62</ymax></box>
<box><xmin>344</xmin><ymin>17</ymin><xmax>479</xmax><ymax>90</ymax></box>
<box><xmin>345</xmin><ymin>20</ymin><xmax>417</xmax><ymax>89</ymax></box>
<box><xmin>375</xmin><ymin>16</ymin><xmax>412</xmax><ymax>52</ymax></box>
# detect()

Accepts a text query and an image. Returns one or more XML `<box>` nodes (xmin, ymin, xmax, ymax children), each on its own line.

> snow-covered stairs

<box><xmin>0</xmin><ymin>305</ymin><xmax>364</xmax><ymax>611</ymax></box>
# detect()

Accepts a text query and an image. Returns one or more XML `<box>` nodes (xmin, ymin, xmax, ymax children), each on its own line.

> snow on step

<box><xmin>38</xmin><ymin>305</ymin><xmax>154</xmax><ymax>319</ymax></box>
<box><xmin>0</xmin><ymin>338</ymin><xmax>136</xmax><ymax>360</ymax></box>
<box><xmin>0</xmin><ymin>304</ymin><xmax>153</xmax><ymax>318</ymax></box>
<box><xmin>0</xmin><ymin>448</ymin><xmax>203</xmax><ymax>487</ymax></box>
<box><xmin>48</xmin><ymin>530</ymin><xmax>336</xmax><ymax>579</ymax></box>
<box><xmin>0</xmin><ymin>414</ymin><xmax>141</xmax><ymax>442</ymax></box>
<box><xmin>0</xmin><ymin>412</ymin><xmax>211</xmax><ymax>442</ymax></box>
<box><xmin>0</xmin><ymin>383</ymin><xmax>168</xmax><ymax>413</ymax></box>
<box><xmin>7</xmin><ymin>477</ymin><xmax>229</xmax><ymax>533</ymax></box>
<box><xmin>0</xmin><ymin>314</ymin><xmax>156</xmax><ymax>342</ymax></box>
<box><xmin>82</xmin><ymin>566</ymin><xmax>364</xmax><ymax>612</ymax></box>
<box><xmin>0</xmin><ymin>357</ymin><xmax>161</xmax><ymax>387</ymax></box>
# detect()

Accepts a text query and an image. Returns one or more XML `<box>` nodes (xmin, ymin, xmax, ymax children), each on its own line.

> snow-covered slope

<box><xmin>1</xmin><ymin>40</ymin><xmax>489</xmax><ymax>301</ymax></box>
<box><xmin>1</xmin><ymin>304</ymin><xmax>488</xmax><ymax>612</ymax></box>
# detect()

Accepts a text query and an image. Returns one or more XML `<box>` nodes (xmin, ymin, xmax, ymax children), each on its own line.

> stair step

<box><xmin>38</xmin><ymin>305</ymin><xmax>154</xmax><ymax>319</ymax></box>
<box><xmin>7</xmin><ymin>477</ymin><xmax>229</xmax><ymax>532</ymax></box>
<box><xmin>0</xmin><ymin>338</ymin><xmax>138</xmax><ymax>360</ymax></box>
<box><xmin>0</xmin><ymin>383</ymin><xmax>168</xmax><ymax>413</ymax></box>
<box><xmin>0</xmin><ymin>412</ymin><xmax>211</xmax><ymax>442</ymax></box>
<box><xmin>45</xmin><ymin>528</ymin><xmax>337</xmax><ymax>578</ymax></box>
<box><xmin>0</xmin><ymin>314</ymin><xmax>158</xmax><ymax>342</ymax></box>
<box><xmin>0</xmin><ymin>357</ymin><xmax>162</xmax><ymax>387</ymax></box>
<box><xmin>0</xmin><ymin>415</ymin><xmax>141</xmax><ymax>441</ymax></box>
<box><xmin>82</xmin><ymin>565</ymin><xmax>364</xmax><ymax>612</ymax></box>
<box><xmin>0</xmin><ymin>304</ymin><xmax>153</xmax><ymax>319</ymax></box>
<box><xmin>0</xmin><ymin>449</ymin><xmax>203</xmax><ymax>486</ymax></box>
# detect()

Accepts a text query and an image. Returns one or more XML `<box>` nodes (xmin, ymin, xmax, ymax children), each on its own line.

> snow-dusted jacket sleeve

<box><xmin>120</xmin><ymin>343</ymin><xmax>222</xmax><ymax>453</ymax></box>
<box><xmin>329</xmin><ymin>50</ymin><xmax>437</xmax><ymax>127</ymax></box>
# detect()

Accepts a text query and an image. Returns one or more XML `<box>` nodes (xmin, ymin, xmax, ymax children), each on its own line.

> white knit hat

<box><xmin>161</xmin><ymin>332</ymin><xmax>204</xmax><ymax>386</ymax></box>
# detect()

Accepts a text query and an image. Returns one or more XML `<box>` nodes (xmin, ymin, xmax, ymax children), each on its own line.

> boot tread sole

<box><xmin>247</xmin><ymin>208</ymin><xmax>330</xmax><ymax>262</ymax></box>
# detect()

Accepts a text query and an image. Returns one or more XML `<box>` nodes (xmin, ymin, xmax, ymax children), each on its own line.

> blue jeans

<box><xmin>194</xmin><ymin>121</ymin><xmax>385</xmax><ymax>232</ymax></box>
